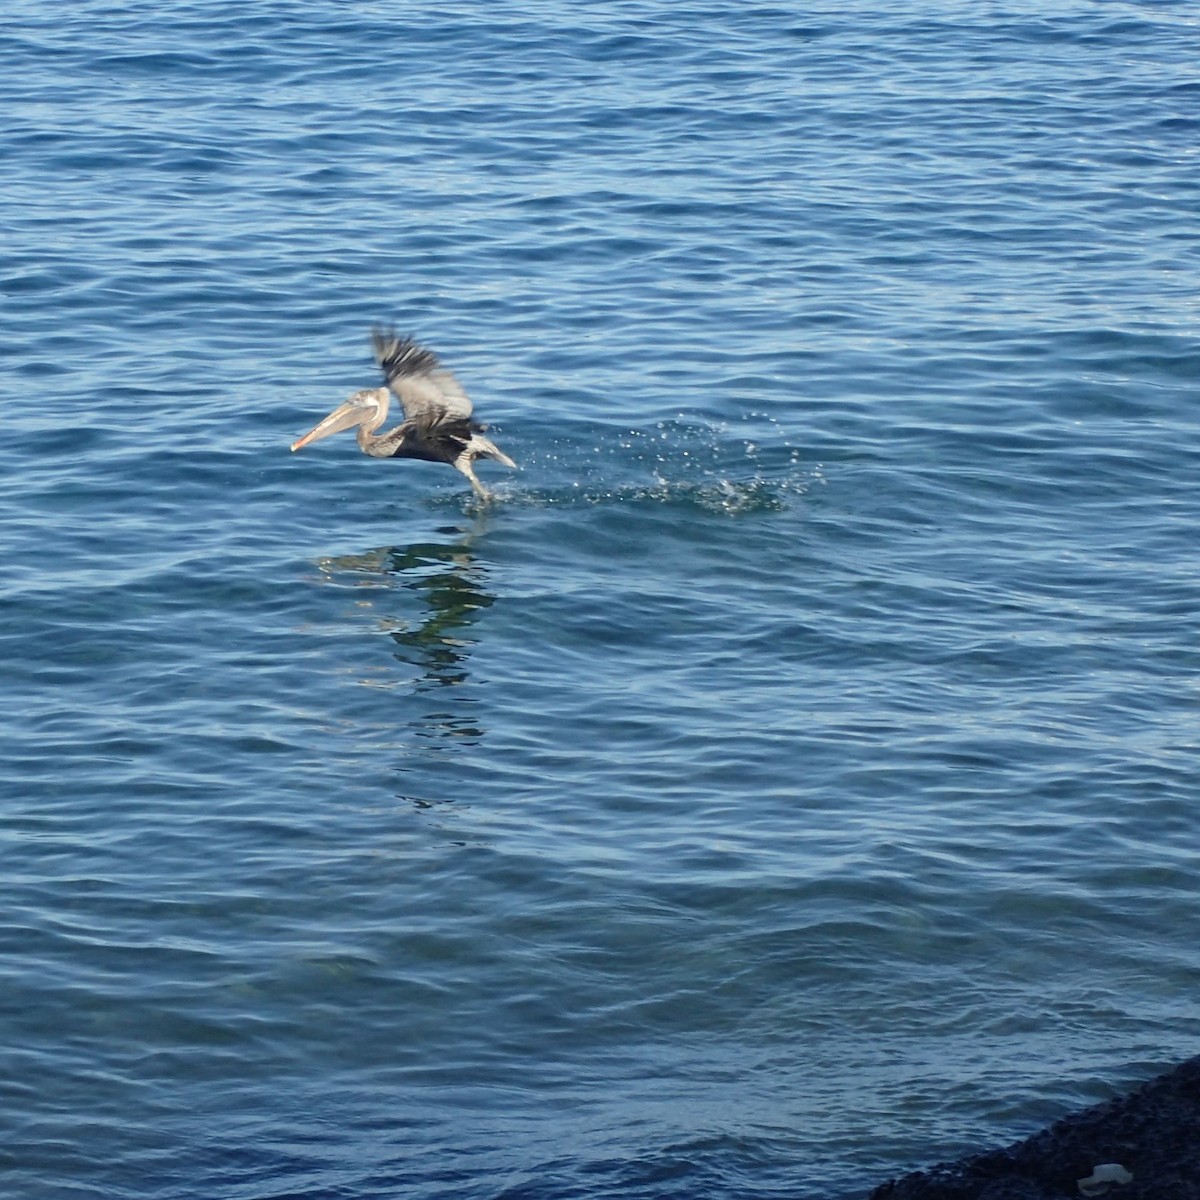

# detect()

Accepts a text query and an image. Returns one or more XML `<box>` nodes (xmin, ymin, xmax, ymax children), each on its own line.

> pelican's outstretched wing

<box><xmin>371</xmin><ymin>328</ymin><xmax>474</xmax><ymax>428</ymax></box>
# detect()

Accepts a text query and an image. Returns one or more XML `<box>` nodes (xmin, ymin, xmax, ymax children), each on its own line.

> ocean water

<box><xmin>3</xmin><ymin>2</ymin><xmax>1199</xmax><ymax>1197</ymax></box>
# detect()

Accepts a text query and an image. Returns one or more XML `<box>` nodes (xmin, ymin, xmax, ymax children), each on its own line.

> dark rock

<box><xmin>870</xmin><ymin>1056</ymin><xmax>1200</xmax><ymax>1200</ymax></box>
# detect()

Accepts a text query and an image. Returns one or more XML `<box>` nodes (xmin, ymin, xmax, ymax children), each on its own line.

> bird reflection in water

<box><xmin>317</xmin><ymin>524</ymin><xmax>493</xmax><ymax>748</ymax></box>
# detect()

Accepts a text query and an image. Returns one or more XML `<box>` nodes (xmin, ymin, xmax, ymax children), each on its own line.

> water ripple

<box><xmin>2</xmin><ymin>2</ymin><xmax>1200</xmax><ymax>1198</ymax></box>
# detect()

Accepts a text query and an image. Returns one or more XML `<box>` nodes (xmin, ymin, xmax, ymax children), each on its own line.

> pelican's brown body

<box><xmin>290</xmin><ymin>328</ymin><xmax>515</xmax><ymax>500</ymax></box>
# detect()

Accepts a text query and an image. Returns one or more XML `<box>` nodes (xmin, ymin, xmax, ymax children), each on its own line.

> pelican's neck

<box><xmin>355</xmin><ymin>388</ymin><xmax>390</xmax><ymax>451</ymax></box>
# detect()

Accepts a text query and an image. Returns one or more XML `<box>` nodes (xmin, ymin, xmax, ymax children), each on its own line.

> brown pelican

<box><xmin>290</xmin><ymin>328</ymin><xmax>516</xmax><ymax>500</ymax></box>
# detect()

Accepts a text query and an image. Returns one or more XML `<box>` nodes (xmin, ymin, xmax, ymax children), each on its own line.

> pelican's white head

<box><xmin>290</xmin><ymin>387</ymin><xmax>389</xmax><ymax>452</ymax></box>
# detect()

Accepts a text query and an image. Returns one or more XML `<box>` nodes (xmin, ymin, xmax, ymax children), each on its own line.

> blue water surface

<box><xmin>2</xmin><ymin>2</ymin><xmax>1199</xmax><ymax>1197</ymax></box>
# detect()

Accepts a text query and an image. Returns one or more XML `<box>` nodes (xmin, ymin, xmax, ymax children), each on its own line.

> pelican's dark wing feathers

<box><xmin>371</xmin><ymin>328</ymin><xmax>475</xmax><ymax>431</ymax></box>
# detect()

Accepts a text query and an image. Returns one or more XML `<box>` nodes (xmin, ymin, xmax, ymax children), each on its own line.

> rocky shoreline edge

<box><xmin>869</xmin><ymin>1055</ymin><xmax>1200</xmax><ymax>1200</ymax></box>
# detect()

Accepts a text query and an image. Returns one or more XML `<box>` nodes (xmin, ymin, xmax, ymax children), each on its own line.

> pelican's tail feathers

<box><xmin>469</xmin><ymin>433</ymin><xmax>516</xmax><ymax>469</ymax></box>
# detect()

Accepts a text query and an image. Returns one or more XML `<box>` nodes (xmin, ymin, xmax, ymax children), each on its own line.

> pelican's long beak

<box><xmin>290</xmin><ymin>401</ymin><xmax>367</xmax><ymax>452</ymax></box>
